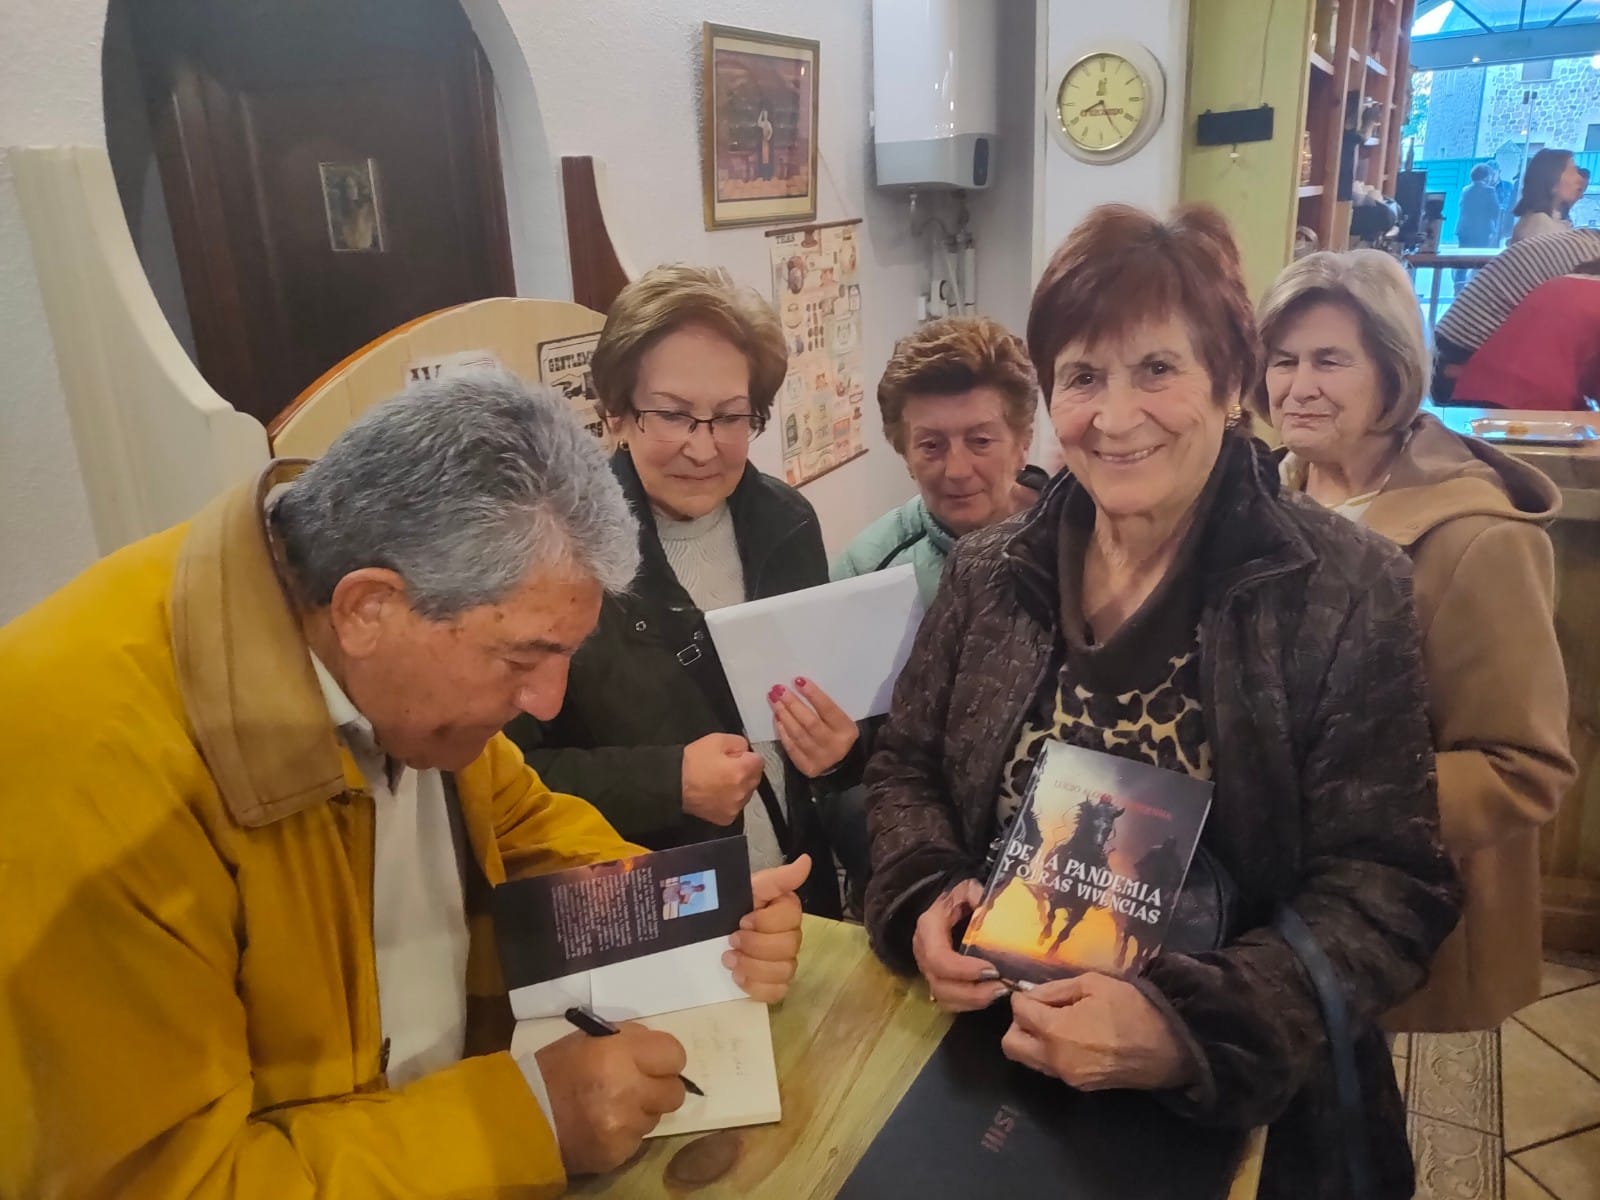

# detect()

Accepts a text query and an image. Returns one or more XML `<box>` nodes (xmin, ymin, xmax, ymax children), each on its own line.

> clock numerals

<box><xmin>1054</xmin><ymin>45</ymin><xmax>1159</xmax><ymax>160</ymax></box>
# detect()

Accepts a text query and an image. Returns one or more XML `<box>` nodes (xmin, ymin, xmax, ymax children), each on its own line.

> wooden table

<box><xmin>573</xmin><ymin>917</ymin><xmax>1265</xmax><ymax>1198</ymax></box>
<box><xmin>1426</xmin><ymin>407</ymin><xmax>1600</xmax><ymax>952</ymax></box>
<box><xmin>1407</xmin><ymin>247</ymin><xmax>1502</xmax><ymax>328</ymax></box>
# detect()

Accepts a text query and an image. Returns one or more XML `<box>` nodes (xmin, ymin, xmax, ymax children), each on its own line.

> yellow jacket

<box><xmin>0</xmin><ymin>466</ymin><xmax>641</xmax><ymax>1198</ymax></box>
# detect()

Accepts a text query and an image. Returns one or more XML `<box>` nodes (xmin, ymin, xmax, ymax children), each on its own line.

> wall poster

<box><xmin>536</xmin><ymin>332</ymin><xmax>605</xmax><ymax>440</ymax></box>
<box><xmin>767</xmin><ymin>219</ymin><xmax>866</xmax><ymax>487</ymax></box>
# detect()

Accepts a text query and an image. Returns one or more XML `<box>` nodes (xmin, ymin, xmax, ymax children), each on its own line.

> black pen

<box><xmin>563</xmin><ymin>1006</ymin><xmax>706</xmax><ymax>1096</ymax></box>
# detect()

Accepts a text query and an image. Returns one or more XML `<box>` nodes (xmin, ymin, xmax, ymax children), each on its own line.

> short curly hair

<box><xmin>591</xmin><ymin>264</ymin><xmax>788</xmax><ymax>429</ymax></box>
<box><xmin>1027</xmin><ymin>204</ymin><xmax>1258</xmax><ymax>407</ymax></box>
<box><xmin>876</xmin><ymin>317</ymin><xmax>1039</xmax><ymax>453</ymax></box>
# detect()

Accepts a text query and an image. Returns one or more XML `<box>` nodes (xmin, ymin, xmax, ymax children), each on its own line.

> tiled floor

<box><xmin>1403</xmin><ymin>953</ymin><xmax>1600</xmax><ymax>1200</ymax></box>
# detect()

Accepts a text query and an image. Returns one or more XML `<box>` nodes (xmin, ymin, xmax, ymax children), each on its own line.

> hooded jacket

<box><xmin>1365</xmin><ymin>415</ymin><xmax>1574</xmax><ymax>1030</ymax></box>
<box><xmin>0</xmin><ymin>465</ymin><xmax>640</xmax><ymax>1198</ymax></box>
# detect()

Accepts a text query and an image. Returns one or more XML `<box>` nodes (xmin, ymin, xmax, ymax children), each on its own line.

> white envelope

<box><xmin>704</xmin><ymin>564</ymin><xmax>925</xmax><ymax>744</ymax></box>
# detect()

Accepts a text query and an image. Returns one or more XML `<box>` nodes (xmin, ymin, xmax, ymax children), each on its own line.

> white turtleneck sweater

<box><xmin>654</xmin><ymin>503</ymin><xmax>787</xmax><ymax>871</ymax></box>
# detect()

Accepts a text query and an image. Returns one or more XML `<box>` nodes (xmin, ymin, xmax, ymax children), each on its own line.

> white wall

<box><xmin>502</xmin><ymin>1</ymin><xmax>926</xmax><ymax>558</ymax></box>
<box><xmin>967</xmin><ymin>0</ymin><xmax>1041</xmax><ymax>340</ymax></box>
<box><xmin>0</xmin><ymin>0</ymin><xmax>105</xmax><ymax>621</ymax></box>
<box><xmin>1036</xmin><ymin>0</ymin><xmax>1192</xmax><ymax>272</ymax></box>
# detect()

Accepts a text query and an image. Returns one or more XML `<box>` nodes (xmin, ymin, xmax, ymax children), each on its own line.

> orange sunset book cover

<box><xmin>962</xmin><ymin>740</ymin><xmax>1213</xmax><ymax>984</ymax></box>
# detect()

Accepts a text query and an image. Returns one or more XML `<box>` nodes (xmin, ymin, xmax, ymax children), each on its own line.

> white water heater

<box><xmin>871</xmin><ymin>0</ymin><xmax>999</xmax><ymax>190</ymax></box>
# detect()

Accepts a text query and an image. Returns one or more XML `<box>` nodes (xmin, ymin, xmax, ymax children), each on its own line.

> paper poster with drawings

<box><xmin>536</xmin><ymin>332</ymin><xmax>605</xmax><ymax>440</ymax></box>
<box><xmin>769</xmin><ymin>221</ymin><xmax>866</xmax><ymax>486</ymax></box>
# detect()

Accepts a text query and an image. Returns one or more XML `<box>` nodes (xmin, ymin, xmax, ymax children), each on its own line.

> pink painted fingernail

<box><xmin>794</xmin><ymin>676</ymin><xmax>808</xmax><ymax>688</ymax></box>
<box><xmin>769</xmin><ymin>685</ymin><xmax>786</xmax><ymax>702</ymax></box>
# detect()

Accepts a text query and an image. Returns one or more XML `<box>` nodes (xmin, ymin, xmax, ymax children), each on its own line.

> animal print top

<box><xmin>993</xmin><ymin>468</ymin><xmax>1221</xmax><ymax>843</ymax></box>
<box><xmin>995</xmin><ymin>639</ymin><xmax>1212</xmax><ymax>829</ymax></box>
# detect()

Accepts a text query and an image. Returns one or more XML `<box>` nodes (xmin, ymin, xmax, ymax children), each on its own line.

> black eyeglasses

<box><xmin>632</xmin><ymin>409</ymin><xmax>763</xmax><ymax>445</ymax></box>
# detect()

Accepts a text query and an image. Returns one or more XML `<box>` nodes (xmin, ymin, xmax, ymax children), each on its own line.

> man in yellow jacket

<box><xmin>0</xmin><ymin>371</ymin><xmax>810</xmax><ymax>1198</ymax></box>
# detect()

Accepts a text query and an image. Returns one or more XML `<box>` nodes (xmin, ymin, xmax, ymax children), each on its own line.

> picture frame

<box><xmin>318</xmin><ymin>159</ymin><xmax>385</xmax><ymax>253</ymax></box>
<box><xmin>701</xmin><ymin>23</ymin><xmax>820</xmax><ymax>231</ymax></box>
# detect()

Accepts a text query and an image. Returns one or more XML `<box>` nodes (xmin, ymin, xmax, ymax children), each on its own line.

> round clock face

<box><xmin>1057</xmin><ymin>53</ymin><xmax>1148</xmax><ymax>152</ymax></box>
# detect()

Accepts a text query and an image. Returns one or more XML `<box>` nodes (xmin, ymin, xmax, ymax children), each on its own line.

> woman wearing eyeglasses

<box><xmin>506</xmin><ymin>265</ymin><xmax>856</xmax><ymax>911</ymax></box>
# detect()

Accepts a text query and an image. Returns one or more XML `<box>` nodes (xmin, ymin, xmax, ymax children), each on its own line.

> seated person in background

<box><xmin>1452</xmin><ymin>267</ymin><xmax>1600</xmax><ymax>410</ymax></box>
<box><xmin>1431</xmin><ymin>225</ymin><xmax>1600</xmax><ymax>402</ymax></box>
<box><xmin>865</xmin><ymin>204</ymin><xmax>1459</xmax><ymax>1200</ymax></box>
<box><xmin>1259</xmin><ymin>249</ymin><xmax>1576</xmax><ymax>1032</ymax></box>
<box><xmin>0</xmin><ymin>372</ymin><xmax>809</xmax><ymax>1196</ymax></box>
<box><xmin>821</xmin><ymin>316</ymin><xmax>1046</xmax><ymax>906</ymax></box>
<box><xmin>507</xmin><ymin>266</ymin><xmax>854</xmax><ymax>914</ymax></box>
<box><xmin>1509</xmin><ymin>148</ymin><xmax>1585</xmax><ymax>245</ymax></box>
<box><xmin>832</xmin><ymin>315</ymin><xmax>1046</xmax><ymax>604</ymax></box>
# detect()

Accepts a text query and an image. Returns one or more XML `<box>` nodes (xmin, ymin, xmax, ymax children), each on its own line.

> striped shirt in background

<box><xmin>1435</xmin><ymin>227</ymin><xmax>1600</xmax><ymax>352</ymax></box>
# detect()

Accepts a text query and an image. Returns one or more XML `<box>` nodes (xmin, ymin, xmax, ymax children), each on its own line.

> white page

<box><xmin>507</xmin><ymin>938</ymin><xmax>743</xmax><ymax>1022</ymax></box>
<box><xmin>704</xmin><ymin>564</ymin><xmax>924</xmax><ymax>743</ymax></box>
<box><xmin>510</xmin><ymin>998</ymin><xmax>780</xmax><ymax>1138</ymax></box>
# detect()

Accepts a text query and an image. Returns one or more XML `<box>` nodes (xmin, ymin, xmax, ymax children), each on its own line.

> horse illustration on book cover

<box><xmin>962</xmin><ymin>740</ymin><xmax>1212</xmax><ymax>984</ymax></box>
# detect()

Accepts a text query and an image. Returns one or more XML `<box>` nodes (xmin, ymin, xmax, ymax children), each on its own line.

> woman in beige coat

<box><xmin>1257</xmin><ymin>249</ymin><xmax>1577</xmax><ymax>1030</ymax></box>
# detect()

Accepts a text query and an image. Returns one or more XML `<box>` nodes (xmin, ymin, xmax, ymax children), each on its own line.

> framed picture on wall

<box><xmin>701</xmin><ymin>24</ymin><xmax>819</xmax><ymax>230</ymax></box>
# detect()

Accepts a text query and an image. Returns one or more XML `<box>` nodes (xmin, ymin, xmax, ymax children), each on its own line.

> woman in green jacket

<box><xmin>832</xmin><ymin>316</ymin><xmax>1047</xmax><ymax>603</ymax></box>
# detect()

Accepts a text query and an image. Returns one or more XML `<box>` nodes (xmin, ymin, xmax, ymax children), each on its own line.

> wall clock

<box><xmin>1048</xmin><ymin>41</ymin><xmax>1167</xmax><ymax>166</ymax></box>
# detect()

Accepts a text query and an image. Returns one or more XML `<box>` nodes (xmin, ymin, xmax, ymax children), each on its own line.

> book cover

<box><xmin>962</xmin><ymin>740</ymin><xmax>1212</xmax><ymax>984</ymax></box>
<box><xmin>837</xmin><ymin>1007</ymin><xmax>1241</xmax><ymax>1200</ymax></box>
<box><xmin>494</xmin><ymin>836</ymin><xmax>754</xmax><ymax>1020</ymax></box>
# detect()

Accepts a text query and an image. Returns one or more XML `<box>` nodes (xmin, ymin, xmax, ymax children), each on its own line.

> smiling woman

<box><xmin>864</xmin><ymin>205</ymin><xmax>1461</xmax><ymax>1200</ymax></box>
<box><xmin>505</xmin><ymin>265</ymin><xmax>852</xmax><ymax>913</ymax></box>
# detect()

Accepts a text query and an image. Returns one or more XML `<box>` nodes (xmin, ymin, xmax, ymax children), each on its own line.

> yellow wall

<box><xmin>1181</xmin><ymin>0</ymin><xmax>1317</xmax><ymax>303</ymax></box>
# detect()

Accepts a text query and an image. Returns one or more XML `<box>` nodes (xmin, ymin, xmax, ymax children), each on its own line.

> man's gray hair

<box><xmin>272</xmin><ymin>368</ymin><xmax>640</xmax><ymax>618</ymax></box>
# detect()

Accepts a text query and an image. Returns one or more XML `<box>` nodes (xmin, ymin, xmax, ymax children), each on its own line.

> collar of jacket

<box><xmin>169</xmin><ymin>460</ymin><xmax>364</xmax><ymax>829</ymax></box>
<box><xmin>1001</xmin><ymin>431</ymin><xmax>1311</xmax><ymax>628</ymax></box>
<box><xmin>610</xmin><ymin>450</ymin><xmax>813</xmax><ymax>601</ymax></box>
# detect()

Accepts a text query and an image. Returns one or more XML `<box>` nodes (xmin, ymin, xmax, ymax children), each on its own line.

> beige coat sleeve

<box><xmin>1423</xmin><ymin>519</ymin><xmax>1576</xmax><ymax>855</ymax></box>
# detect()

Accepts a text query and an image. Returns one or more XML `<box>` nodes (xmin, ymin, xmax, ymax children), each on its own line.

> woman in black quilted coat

<box><xmin>864</xmin><ymin>205</ymin><xmax>1460</xmax><ymax>1200</ymax></box>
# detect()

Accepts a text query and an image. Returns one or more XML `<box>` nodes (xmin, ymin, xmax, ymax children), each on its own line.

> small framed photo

<box><xmin>319</xmin><ymin>159</ymin><xmax>385</xmax><ymax>253</ymax></box>
<box><xmin>701</xmin><ymin>24</ymin><xmax>819</xmax><ymax>230</ymax></box>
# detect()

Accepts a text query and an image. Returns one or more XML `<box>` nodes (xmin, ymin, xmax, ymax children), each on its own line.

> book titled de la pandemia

<box><xmin>961</xmin><ymin>740</ymin><xmax>1212</xmax><ymax>985</ymax></box>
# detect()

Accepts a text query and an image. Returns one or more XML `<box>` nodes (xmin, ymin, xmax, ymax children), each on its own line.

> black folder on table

<box><xmin>838</xmin><ymin>1005</ymin><xmax>1243</xmax><ymax>1199</ymax></box>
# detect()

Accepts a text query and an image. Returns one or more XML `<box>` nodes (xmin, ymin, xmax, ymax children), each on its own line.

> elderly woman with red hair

<box><xmin>864</xmin><ymin>205</ymin><xmax>1459</xmax><ymax>1200</ymax></box>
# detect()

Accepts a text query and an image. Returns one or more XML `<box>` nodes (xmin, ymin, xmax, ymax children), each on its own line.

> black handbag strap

<box><xmin>1273</xmin><ymin>906</ymin><xmax>1374</xmax><ymax>1199</ymax></box>
<box><xmin>873</xmin><ymin>529</ymin><xmax>928</xmax><ymax>573</ymax></box>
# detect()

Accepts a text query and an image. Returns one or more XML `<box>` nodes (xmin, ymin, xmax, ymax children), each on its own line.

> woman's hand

<box><xmin>1001</xmin><ymin>973</ymin><xmax>1195</xmax><ymax>1091</ymax></box>
<box><xmin>726</xmin><ymin>855</ymin><xmax>811</xmax><ymax>1003</ymax></box>
<box><xmin>912</xmin><ymin>880</ymin><xmax>1010</xmax><ymax>1012</ymax></box>
<box><xmin>769</xmin><ymin>677</ymin><xmax>858</xmax><ymax>779</ymax></box>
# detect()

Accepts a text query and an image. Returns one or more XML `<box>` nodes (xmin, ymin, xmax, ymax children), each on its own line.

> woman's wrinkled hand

<box><xmin>1001</xmin><ymin>972</ymin><xmax>1195</xmax><ymax>1091</ymax></box>
<box><xmin>769</xmin><ymin>677</ymin><xmax>858</xmax><ymax>779</ymax></box>
<box><xmin>912</xmin><ymin>880</ymin><xmax>1010</xmax><ymax>1012</ymax></box>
